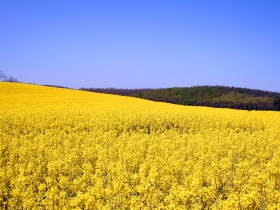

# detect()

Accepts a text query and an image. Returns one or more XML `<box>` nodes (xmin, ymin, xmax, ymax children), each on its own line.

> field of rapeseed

<box><xmin>1</xmin><ymin>82</ymin><xmax>280</xmax><ymax>209</ymax></box>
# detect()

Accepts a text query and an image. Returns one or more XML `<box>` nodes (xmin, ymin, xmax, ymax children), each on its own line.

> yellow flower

<box><xmin>1</xmin><ymin>82</ymin><xmax>280</xmax><ymax>209</ymax></box>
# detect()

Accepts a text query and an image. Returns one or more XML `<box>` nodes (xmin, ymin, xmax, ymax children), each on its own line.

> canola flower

<box><xmin>0</xmin><ymin>82</ymin><xmax>280</xmax><ymax>209</ymax></box>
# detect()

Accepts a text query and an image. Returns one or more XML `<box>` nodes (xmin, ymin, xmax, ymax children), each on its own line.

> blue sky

<box><xmin>1</xmin><ymin>0</ymin><xmax>279</xmax><ymax>92</ymax></box>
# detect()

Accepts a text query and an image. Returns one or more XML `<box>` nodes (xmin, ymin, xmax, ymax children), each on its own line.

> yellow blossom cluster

<box><xmin>0</xmin><ymin>82</ymin><xmax>280</xmax><ymax>209</ymax></box>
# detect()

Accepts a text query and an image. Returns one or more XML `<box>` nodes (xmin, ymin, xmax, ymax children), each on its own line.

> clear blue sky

<box><xmin>1</xmin><ymin>0</ymin><xmax>279</xmax><ymax>92</ymax></box>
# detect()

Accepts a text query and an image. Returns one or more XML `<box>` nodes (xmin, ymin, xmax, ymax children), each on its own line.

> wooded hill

<box><xmin>80</xmin><ymin>86</ymin><xmax>280</xmax><ymax>111</ymax></box>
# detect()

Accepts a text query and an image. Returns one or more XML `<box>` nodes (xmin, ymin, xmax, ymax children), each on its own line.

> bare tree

<box><xmin>0</xmin><ymin>71</ymin><xmax>18</xmax><ymax>82</ymax></box>
<box><xmin>5</xmin><ymin>76</ymin><xmax>18</xmax><ymax>82</ymax></box>
<box><xmin>0</xmin><ymin>70</ymin><xmax>7</xmax><ymax>81</ymax></box>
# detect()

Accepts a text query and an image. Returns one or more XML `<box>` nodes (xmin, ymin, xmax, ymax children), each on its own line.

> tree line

<box><xmin>1</xmin><ymin>70</ymin><xmax>279</xmax><ymax>111</ymax></box>
<box><xmin>80</xmin><ymin>86</ymin><xmax>280</xmax><ymax>111</ymax></box>
<box><xmin>79</xmin><ymin>87</ymin><xmax>152</xmax><ymax>96</ymax></box>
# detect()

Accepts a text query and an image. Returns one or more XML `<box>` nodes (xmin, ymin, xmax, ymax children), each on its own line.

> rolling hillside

<box><xmin>1</xmin><ymin>82</ymin><xmax>280</xmax><ymax>209</ymax></box>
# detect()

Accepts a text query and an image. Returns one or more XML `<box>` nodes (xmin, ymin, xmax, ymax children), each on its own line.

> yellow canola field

<box><xmin>1</xmin><ymin>82</ymin><xmax>280</xmax><ymax>209</ymax></box>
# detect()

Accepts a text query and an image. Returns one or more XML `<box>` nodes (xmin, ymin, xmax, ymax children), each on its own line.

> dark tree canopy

<box><xmin>80</xmin><ymin>86</ymin><xmax>280</xmax><ymax>111</ymax></box>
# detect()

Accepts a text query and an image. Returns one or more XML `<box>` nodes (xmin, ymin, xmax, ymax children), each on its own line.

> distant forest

<box><xmin>80</xmin><ymin>86</ymin><xmax>280</xmax><ymax>111</ymax></box>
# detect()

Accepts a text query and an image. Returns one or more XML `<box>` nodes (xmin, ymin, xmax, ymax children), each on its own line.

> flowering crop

<box><xmin>1</xmin><ymin>82</ymin><xmax>280</xmax><ymax>209</ymax></box>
